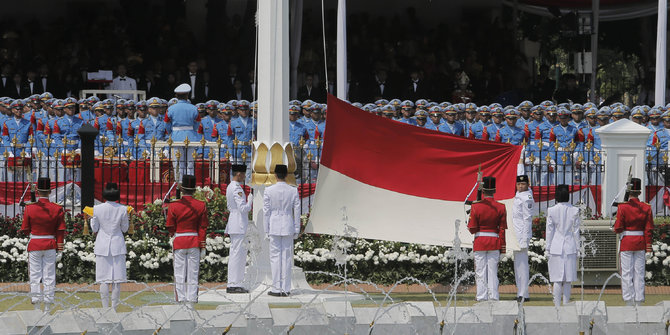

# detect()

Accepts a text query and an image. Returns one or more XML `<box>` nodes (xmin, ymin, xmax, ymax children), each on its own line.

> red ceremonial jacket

<box><xmin>613</xmin><ymin>197</ymin><xmax>653</xmax><ymax>251</ymax></box>
<box><xmin>166</xmin><ymin>195</ymin><xmax>209</xmax><ymax>250</ymax></box>
<box><xmin>468</xmin><ymin>197</ymin><xmax>507</xmax><ymax>251</ymax></box>
<box><xmin>20</xmin><ymin>198</ymin><xmax>66</xmax><ymax>251</ymax></box>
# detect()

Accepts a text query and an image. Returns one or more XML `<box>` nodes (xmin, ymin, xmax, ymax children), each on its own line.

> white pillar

<box><xmin>257</xmin><ymin>0</ymin><xmax>290</xmax><ymax>144</ymax></box>
<box><xmin>336</xmin><ymin>0</ymin><xmax>347</xmax><ymax>100</ymax></box>
<box><xmin>596</xmin><ymin>119</ymin><xmax>651</xmax><ymax>217</ymax></box>
<box><xmin>590</xmin><ymin>0</ymin><xmax>599</xmax><ymax>103</ymax></box>
<box><xmin>656</xmin><ymin>0</ymin><xmax>667</xmax><ymax>106</ymax></box>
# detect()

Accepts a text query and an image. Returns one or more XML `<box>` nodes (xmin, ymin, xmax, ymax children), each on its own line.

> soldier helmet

<box><xmin>37</xmin><ymin>177</ymin><xmax>51</xmax><ymax>192</ymax></box>
<box><xmin>181</xmin><ymin>175</ymin><xmax>196</xmax><ymax>190</ymax></box>
<box><xmin>482</xmin><ymin>176</ymin><xmax>496</xmax><ymax>191</ymax></box>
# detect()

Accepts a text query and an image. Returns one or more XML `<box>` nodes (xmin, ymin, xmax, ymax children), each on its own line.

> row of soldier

<box><xmin>0</xmin><ymin>87</ymin><xmax>668</xmax><ymax>185</ymax></box>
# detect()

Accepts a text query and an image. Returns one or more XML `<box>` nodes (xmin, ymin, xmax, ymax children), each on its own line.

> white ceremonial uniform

<box><xmin>109</xmin><ymin>76</ymin><xmax>137</xmax><ymax>99</ymax></box>
<box><xmin>225</xmin><ymin>180</ymin><xmax>253</xmax><ymax>288</ymax></box>
<box><xmin>546</xmin><ymin>202</ymin><xmax>581</xmax><ymax>306</ymax></box>
<box><xmin>263</xmin><ymin>181</ymin><xmax>301</xmax><ymax>294</ymax></box>
<box><xmin>513</xmin><ymin>189</ymin><xmax>534</xmax><ymax>300</ymax></box>
<box><xmin>91</xmin><ymin>201</ymin><xmax>129</xmax><ymax>309</ymax></box>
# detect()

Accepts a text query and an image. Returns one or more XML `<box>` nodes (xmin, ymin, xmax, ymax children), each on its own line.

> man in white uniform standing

<box><xmin>263</xmin><ymin>165</ymin><xmax>301</xmax><ymax>296</ymax></box>
<box><xmin>225</xmin><ymin>164</ymin><xmax>253</xmax><ymax>293</ymax></box>
<box><xmin>546</xmin><ymin>184</ymin><xmax>581</xmax><ymax>307</ymax></box>
<box><xmin>513</xmin><ymin>174</ymin><xmax>534</xmax><ymax>302</ymax></box>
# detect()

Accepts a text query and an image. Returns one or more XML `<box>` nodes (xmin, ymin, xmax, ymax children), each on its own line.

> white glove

<box><xmin>200</xmin><ymin>249</ymin><xmax>206</xmax><ymax>259</ymax></box>
<box><xmin>56</xmin><ymin>251</ymin><xmax>63</xmax><ymax>262</ymax></box>
<box><xmin>264</xmin><ymin>234</ymin><xmax>270</xmax><ymax>241</ymax></box>
<box><xmin>293</xmin><ymin>233</ymin><xmax>299</xmax><ymax>239</ymax></box>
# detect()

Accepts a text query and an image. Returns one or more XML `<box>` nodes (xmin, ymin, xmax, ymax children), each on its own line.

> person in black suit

<box><xmin>297</xmin><ymin>74</ymin><xmax>326</xmax><ymax>103</ymax></box>
<box><xmin>6</xmin><ymin>73</ymin><xmax>27</xmax><ymax>98</ymax></box>
<box><xmin>186</xmin><ymin>61</ymin><xmax>207</xmax><ymax>103</ymax></box>
<box><xmin>37</xmin><ymin>64</ymin><xmax>59</xmax><ymax>96</ymax></box>
<box><xmin>231</xmin><ymin>79</ymin><xmax>254</xmax><ymax>101</ymax></box>
<box><xmin>24</xmin><ymin>69</ymin><xmax>43</xmax><ymax>96</ymax></box>
<box><xmin>402</xmin><ymin>69</ymin><xmax>431</xmax><ymax>101</ymax></box>
<box><xmin>0</xmin><ymin>63</ymin><xmax>13</xmax><ymax>95</ymax></box>
<box><xmin>368</xmin><ymin>69</ymin><xmax>394</xmax><ymax>101</ymax></box>
<box><xmin>138</xmin><ymin>70</ymin><xmax>161</xmax><ymax>97</ymax></box>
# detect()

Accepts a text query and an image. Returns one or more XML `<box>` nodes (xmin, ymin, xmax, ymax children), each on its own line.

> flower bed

<box><xmin>0</xmin><ymin>189</ymin><xmax>669</xmax><ymax>286</ymax></box>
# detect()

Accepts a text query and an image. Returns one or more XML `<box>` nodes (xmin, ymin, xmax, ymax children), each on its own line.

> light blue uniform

<box><xmin>230</xmin><ymin>116</ymin><xmax>255</xmax><ymax>161</ymax></box>
<box><xmin>165</xmin><ymin>99</ymin><xmax>200</xmax><ymax>178</ymax></box>
<box><xmin>439</xmin><ymin>121</ymin><xmax>464</xmax><ymax>136</ymax></box>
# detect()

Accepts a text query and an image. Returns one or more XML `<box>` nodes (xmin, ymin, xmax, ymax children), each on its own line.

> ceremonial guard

<box><xmin>3</xmin><ymin>99</ymin><xmax>34</xmax><ymax>181</ymax></box>
<box><xmin>164</xmin><ymin>84</ymin><xmax>200</xmax><ymax>179</ymax></box>
<box><xmin>414</xmin><ymin>110</ymin><xmax>428</xmax><ymax>128</ymax></box>
<box><xmin>545</xmin><ymin>185</ymin><xmax>581</xmax><ymax>307</ymax></box>
<box><xmin>395</xmin><ymin>100</ymin><xmax>417</xmax><ymax>125</ymax></box>
<box><xmin>225</xmin><ymin>164</ymin><xmax>253</xmax><ymax>293</ymax></box>
<box><xmin>20</xmin><ymin>177</ymin><xmax>65</xmax><ymax>312</ymax></box>
<box><xmin>425</xmin><ymin>107</ymin><xmax>443</xmax><ymax>131</ymax></box>
<box><xmin>468</xmin><ymin>177</ymin><xmax>507</xmax><ymax>301</ymax></box>
<box><xmin>289</xmin><ymin>105</ymin><xmax>306</xmax><ymax>147</ymax></box>
<box><xmin>513</xmin><ymin>175</ymin><xmax>534</xmax><ymax>302</ymax></box>
<box><xmin>263</xmin><ymin>165</ymin><xmax>301</xmax><ymax>296</ymax></box>
<box><xmin>439</xmin><ymin>106</ymin><xmax>464</xmax><ymax>135</ymax></box>
<box><xmin>166</xmin><ymin>175</ymin><xmax>209</xmax><ymax>305</ymax></box>
<box><xmin>230</xmin><ymin>100</ymin><xmax>254</xmax><ymax>161</ymax></box>
<box><xmin>498</xmin><ymin>109</ymin><xmax>525</xmax><ymax>144</ymax></box>
<box><xmin>143</xmin><ymin>97</ymin><xmax>167</xmax><ymax>144</ymax></box>
<box><xmin>213</xmin><ymin>104</ymin><xmax>235</xmax><ymax>157</ymax></box>
<box><xmin>613</xmin><ymin>178</ymin><xmax>653</xmax><ymax>305</ymax></box>
<box><xmin>91</xmin><ymin>183</ymin><xmax>129</xmax><ymax>310</ymax></box>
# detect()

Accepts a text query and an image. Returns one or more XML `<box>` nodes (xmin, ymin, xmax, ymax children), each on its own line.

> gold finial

<box><xmin>537</xmin><ymin>140</ymin><xmax>544</xmax><ymax>150</ymax></box>
<box><xmin>224</xmin><ymin>150</ymin><xmax>231</xmax><ymax>160</ymax></box>
<box><xmin>192</xmin><ymin>150</ymin><xmax>198</xmax><ymax>159</ymax></box>
<box><xmin>216</xmin><ymin>138</ymin><xmax>222</xmax><ymax>147</ymax></box>
<box><xmin>28</xmin><ymin>135</ymin><xmax>34</xmax><ymax>146</ymax></box>
<box><xmin>36</xmin><ymin>151</ymin><xmax>43</xmax><ymax>160</ymax></box>
<box><xmin>233</xmin><ymin>138</ymin><xmax>240</xmax><ymax>147</ymax></box>
<box><xmin>569</xmin><ymin>140</ymin><xmax>576</xmax><ymax>151</ymax></box>
<box><xmin>45</xmin><ymin>136</ymin><xmax>53</xmax><ymax>147</ymax></box>
<box><xmin>2</xmin><ymin>150</ymin><xmax>7</xmax><ymax>159</ymax></box>
<box><xmin>577</xmin><ymin>154</ymin><xmax>584</xmax><ymax>163</ymax></box>
<box><xmin>100</xmin><ymin>136</ymin><xmax>106</xmax><ymax>146</ymax></box>
<box><xmin>594</xmin><ymin>153</ymin><xmax>601</xmax><ymax>164</ymax></box>
<box><xmin>528</xmin><ymin>152</ymin><xmax>536</xmax><ymax>164</ymax></box>
<box><xmin>648</xmin><ymin>154</ymin><xmax>654</xmax><ymax>162</ymax></box>
<box><xmin>54</xmin><ymin>151</ymin><xmax>61</xmax><ymax>159</ymax></box>
<box><xmin>62</xmin><ymin>134</ymin><xmax>68</xmax><ymax>145</ymax></box>
<box><xmin>585</xmin><ymin>141</ymin><xmax>593</xmax><ymax>151</ymax></box>
<box><xmin>299</xmin><ymin>137</ymin><xmax>306</xmax><ymax>147</ymax></box>
<box><xmin>174</xmin><ymin>150</ymin><xmax>181</xmax><ymax>160</ymax></box>
<box><xmin>208</xmin><ymin>150</ymin><xmax>214</xmax><ymax>160</ymax></box>
<box><xmin>306</xmin><ymin>152</ymin><xmax>313</xmax><ymax>161</ymax></box>
<box><xmin>116</xmin><ymin>136</ymin><xmax>123</xmax><ymax>146</ymax></box>
<box><xmin>663</xmin><ymin>152</ymin><xmax>669</xmax><ymax>163</ymax></box>
<box><xmin>241</xmin><ymin>151</ymin><xmax>248</xmax><ymax>162</ymax></box>
<box><xmin>20</xmin><ymin>149</ymin><xmax>26</xmax><ymax>158</ymax></box>
<box><xmin>561</xmin><ymin>153</ymin><xmax>567</xmax><ymax>164</ymax></box>
<box><xmin>133</xmin><ymin>136</ymin><xmax>140</xmax><ymax>147</ymax></box>
<box><xmin>315</xmin><ymin>138</ymin><xmax>322</xmax><ymax>147</ymax></box>
<box><xmin>545</xmin><ymin>153</ymin><xmax>552</xmax><ymax>164</ymax></box>
<box><xmin>166</xmin><ymin>137</ymin><xmax>173</xmax><ymax>147</ymax></box>
<box><xmin>521</xmin><ymin>138</ymin><xmax>527</xmax><ymax>147</ymax></box>
<box><xmin>125</xmin><ymin>149</ymin><xmax>132</xmax><ymax>159</ymax></box>
<box><xmin>553</xmin><ymin>141</ymin><xmax>559</xmax><ymax>150</ymax></box>
<box><xmin>150</xmin><ymin>136</ymin><xmax>157</xmax><ymax>147</ymax></box>
<box><xmin>183</xmin><ymin>137</ymin><xmax>190</xmax><ymax>147</ymax></box>
<box><xmin>11</xmin><ymin>135</ymin><xmax>18</xmax><ymax>147</ymax></box>
<box><xmin>655</xmin><ymin>141</ymin><xmax>662</xmax><ymax>150</ymax></box>
<box><xmin>158</xmin><ymin>150</ymin><xmax>166</xmax><ymax>159</ymax></box>
<box><xmin>142</xmin><ymin>150</ymin><xmax>149</xmax><ymax>160</ymax></box>
<box><xmin>199</xmin><ymin>137</ymin><xmax>206</xmax><ymax>146</ymax></box>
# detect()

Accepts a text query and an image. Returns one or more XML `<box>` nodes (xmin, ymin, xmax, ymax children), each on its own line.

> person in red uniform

<box><xmin>468</xmin><ymin>176</ymin><xmax>507</xmax><ymax>301</ymax></box>
<box><xmin>20</xmin><ymin>177</ymin><xmax>65</xmax><ymax>312</ymax></box>
<box><xmin>166</xmin><ymin>174</ymin><xmax>209</xmax><ymax>307</ymax></box>
<box><xmin>613</xmin><ymin>177</ymin><xmax>653</xmax><ymax>305</ymax></box>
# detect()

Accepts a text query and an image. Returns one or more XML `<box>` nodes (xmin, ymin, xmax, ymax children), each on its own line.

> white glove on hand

<box><xmin>56</xmin><ymin>251</ymin><xmax>63</xmax><ymax>262</ymax></box>
<box><xmin>265</xmin><ymin>234</ymin><xmax>270</xmax><ymax>241</ymax></box>
<box><xmin>200</xmin><ymin>249</ymin><xmax>206</xmax><ymax>259</ymax></box>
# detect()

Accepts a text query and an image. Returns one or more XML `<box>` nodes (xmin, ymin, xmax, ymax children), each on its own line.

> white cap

<box><xmin>174</xmin><ymin>83</ymin><xmax>192</xmax><ymax>94</ymax></box>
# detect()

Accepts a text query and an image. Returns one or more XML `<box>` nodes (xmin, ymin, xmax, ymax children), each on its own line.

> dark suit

<box><xmin>138</xmin><ymin>78</ymin><xmax>161</xmax><ymax>97</ymax></box>
<box><xmin>366</xmin><ymin>80</ymin><xmax>395</xmax><ymax>101</ymax></box>
<box><xmin>186</xmin><ymin>72</ymin><xmax>207</xmax><ymax>103</ymax></box>
<box><xmin>297</xmin><ymin>85</ymin><xmax>326</xmax><ymax>103</ymax></box>
<box><xmin>24</xmin><ymin>80</ymin><xmax>43</xmax><ymax>96</ymax></box>
<box><xmin>5</xmin><ymin>83</ymin><xmax>27</xmax><ymax>98</ymax></box>
<box><xmin>402</xmin><ymin>79</ymin><xmax>431</xmax><ymax>101</ymax></box>
<box><xmin>0</xmin><ymin>76</ymin><xmax>11</xmax><ymax>95</ymax></box>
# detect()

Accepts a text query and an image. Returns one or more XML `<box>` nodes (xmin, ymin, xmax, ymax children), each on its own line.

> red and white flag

<box><xmin>306</xmin><ymin>95</ymin><xmax>523</xmax><ymax>247</ymax></box>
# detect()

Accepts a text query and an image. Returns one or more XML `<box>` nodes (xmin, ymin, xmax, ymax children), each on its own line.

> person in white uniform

<box><xmin>90</xmin><ymin>183</ymin><xmax>129</xmax><ymax>310</ymax></box>
<box><xmin>263</xmin><ymin>164</ymin><xmax>301</xmax><ymax>296</ymax></box>
<box><xmin>225</xmin><ymin>164</ymin><xmax>253</xmax><ymax>293</ymax></box>
<box><xmin>545</xmin><ymin>184</ymin><xmax>581</xmax><ymax>307</ymax></box>
<box><xmin>513</xmin><ymin>174</ymin><xmax>534</xmax><ymax>302</ymax></box>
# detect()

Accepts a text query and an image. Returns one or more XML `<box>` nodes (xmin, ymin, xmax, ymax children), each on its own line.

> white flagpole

<box><xmin>336</xmin><ymin>0</ymin><xmax>347</xmax><ymax>100</ymax></box>
<box><xmin>656</xmin><ymin>0</ymin><xmax>667</xmax><ymax>106</ymax></box>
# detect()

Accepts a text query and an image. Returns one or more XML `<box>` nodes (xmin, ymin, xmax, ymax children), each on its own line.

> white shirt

<box><xmin>42</xmin><ymin>77</ymin><xmax>47</xmax><ymax>91</ymax></box>
<box><xmin>189</xmin><ymin>73</ymin><xmax>197</xmax><ymax>99</ymax></box>
<box><xmin>91</xmin><ymin>201</ymin><xmax>129</xmax><ymax>256</ymax></box>
<box><xmin>225</xmin><ymin>180</ymin><xmax>252</xmax><ymax>234</ymax></box>
<box><xmin>263</xmin><ymin>181</ymin><xmax>301</xmax><ymax>236</ymax></box>
<box><xmin>109</xmin><ymin>76</ymin><xmax>137</xmax><ymax>99</ymax></box>
<box><xmin>545</xmin><ymin>202</ymin><xmax>581</xmax><ymax>255</ymax></box>
<box><xmin>513</xmin><ymin>190</ymin><xmax>534</xmax><ymax>248</ymax></box>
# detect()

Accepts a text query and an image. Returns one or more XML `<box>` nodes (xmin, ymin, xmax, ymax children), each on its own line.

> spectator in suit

<box><xmin>109</xmin><ymin>64</ymin><xmax>137</xmax><ymax>100</ymax></box>
<box><xmin>38</xmin><ymin>64</ymin><xmax>59</xmax><ymax>97</ymax></box>
<box><xmin>25</xmin><ymin>69</ymin><xmax>42</xmax><ymax>96</ymax></box>
<box><xmin>370</xmin><ymin>69</ymin><xmax>394</xmax><ymax>101</ymax></box>
<box><xmin>6</xmin><ymin>73</ymin><xmax>26</xmax><ymax>98</ymax></box>
<box><xmin>0</xmin><ymin>63</ymin><xmax>13</xmax><ymax>95</ymax></box>
<box><xmin>186</xmin><ymin>61</ymin><xmax>207</xmax><ymax>103</ymax></box>
<box><xmin>297</xmin><ymin>74</ymin><xmax>326</xmax><ymax>103</ymax></box>
<box><xmin>403</xmin><ymin>69</ymin><xmax>430</xmax><ymax>101</ymax></box>
<box><xmin>231</xmin><ymin>79</ymin><xmax>253</xmax><ymax>101</ymax></box>
<box><xmin>138</xmin><ymin>70</ymin><xmax>161</xmax><ymax>97</ymax></box>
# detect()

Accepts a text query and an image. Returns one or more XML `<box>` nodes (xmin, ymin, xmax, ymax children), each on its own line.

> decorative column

<box><xmin>596</xmin><ymin>119</ymin><xmax>651</xmax><ymax>217</ymax></box>
<box><xmin>77</xmin><ymin>124</ymin><xmax>98</xmax><ymax>210</ymax></box>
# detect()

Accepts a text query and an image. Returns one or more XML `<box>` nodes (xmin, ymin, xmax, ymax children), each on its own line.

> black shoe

<box><xmin>281</xmin><ymin>292</ymin><xmax>290</xmax><ymax>297</ymax></box>
<box><xmin>227</xmin><ymin>287</ymin><xmax>248</xmax><ymax>294</ymax></box>
<box><xmin>517</xmin><ymin>296</ymin><xmax>530</xmax><ymax>302</ymax></box>
<box><xmin>268</xmin><ymin>291</ymin><xmax>282</xmax><ymax>297</ymax></box>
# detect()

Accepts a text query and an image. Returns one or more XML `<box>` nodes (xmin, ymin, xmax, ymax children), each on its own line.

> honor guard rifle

<box><xmin>464</xmin><ymin>164</ymin><xmax>483</xmax><ymax>215</ymax></box>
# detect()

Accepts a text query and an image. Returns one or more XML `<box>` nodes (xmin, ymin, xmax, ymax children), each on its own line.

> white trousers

<box><xmin>227</xmin><ymin>234</ymin><xmax>247</xmax><ymax>288</ymax></box>
<box><xmin>28</xmin><ymin>249</ymin><xmax>56</xmax><ymax>304</ymax></box>
<box><xmin>553</xmin><ymin>282</ymin><xmax>572</xmax><ymax>307</ymax></box>
<box><xmin>99</xmin><ymin>283</ymin><xmax>121</xmax><ymax>309</ymax></box>
<box><xmin>171</xmin><ymin>146</ymin><xmax>195</xmax><ymax>182</ymax></box>
<box><xmin>269</xmin><ymin>235</ymin><xmax>294</xmax><ymax>294</ymax></box>
<box><xmin>620</xmin><ymin>250</ymin><xmax>646</xmax><ymax>303</ymax></box>
<box><xmin>173</xmin><ymin>248</ymin><xmax>200</xmax><ymax>303</ymax></box>
<box><xmin>474</xmin><ymin>250</ymin><xmax>500</xmax><ymax>301</ymax></box>
<box><xmin>514</xmin><ymin>249</ymin><xmax>529</xmax><ymax>299</ymax></box>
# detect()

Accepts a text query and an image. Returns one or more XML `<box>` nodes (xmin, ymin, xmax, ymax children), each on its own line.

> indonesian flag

<box><xmin>307</xmin><ymin>95</ymin><xmax>523</xmax><ymax>247</ymax></box>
